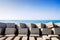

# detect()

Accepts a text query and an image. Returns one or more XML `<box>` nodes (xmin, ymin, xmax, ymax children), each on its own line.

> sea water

<box><xmin>0</xmin><ymin>20</ymin><xmax>60</xmax><ymax>23</ymax></box>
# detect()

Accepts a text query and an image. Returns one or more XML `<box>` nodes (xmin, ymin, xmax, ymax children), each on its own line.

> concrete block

<box><xmin>52</xmin><ymin>28</ymin><xmax>60</xmax><ymax>35</ymax></box>
<box><xmin>0</xmin><ymin>23</ymin><xmax>6</xmax><ymax>28</ymax></box>
<box><xmin>0</xmin><ymin>28</ymin><xmax>4</xmax><ymax>35</ymax></box>
<box><xmin>16</xmin><ymin>23</ymin><xmax>28</xmax><ymax>36</ymax></box>
<box><xmin>18</xmin><ymin>28</ymin><xmax>28</xmax><ymax>36</ymax></box>
<box><xmin>36</xmin><ymin>23</ymin><xmax>45</xmax><ymax>28</ymax></box>
<box><xmin>20</xmin><ymin>23</ymin><xmax>28</xmax><ymax>28</ymax></box>
<box><xmin>28</xmin><ymin>23</ymin><xmax>39</xmax><ymax>36</ymax></box>
<box><xmin>19</xmin><ymin>28</ymin><xmax>28</xmax><ymax>34</ymax></box>
<box><xmin>46</xmin><ymin>22</ymin><xmax>54</xmax><ymax>28</ymax></box>
<box><xmin>6</xmin><ymin>23</ymin><xmax>15</xmax><ymax>28</ymax></box>
<box><xmin>30</xmin><ymin>28</ymin><xmax>39</xmax><ymax>36</ymax></box>
<box><xmin>16</xmin><ymin>23</ymin><xmax>28</xmax><ymax>29</ymax></box>
<box><xmin>5</xmin><ymin>28</ymin><xmax>16</xmax><ymax>35</ymax></box>
<box><xmin>41</xmin><ymin>28</ymin><xmax>51</xmax><ymax>35</ymax></box>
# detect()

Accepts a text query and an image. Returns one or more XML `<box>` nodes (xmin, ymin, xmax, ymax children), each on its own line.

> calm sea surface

<box><xmin>0</xmin><ymin>20</ymin><xmax>60</xmax><ymax>23</ymax></box>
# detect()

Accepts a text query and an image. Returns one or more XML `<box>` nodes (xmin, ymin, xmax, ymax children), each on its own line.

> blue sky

<box><xmin>0</xmin><ymin>0</ymin><xmax>60</xmax><ymax>20</ymax></box>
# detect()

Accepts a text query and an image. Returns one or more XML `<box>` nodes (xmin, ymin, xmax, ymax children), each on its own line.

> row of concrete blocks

<box><xmin>0</xmin><ymin>22</ymin><xmax>60</xmax><ymax>37</ymax></box>
<box><xmin>0</xmin><ymin>22</ymin><xmax>60</xmax><ymax>28</ymax></box>
<box><xmin>0</xmin><ymin>27</ymin><xmax>60</xmax><ymax>36</ymax></box>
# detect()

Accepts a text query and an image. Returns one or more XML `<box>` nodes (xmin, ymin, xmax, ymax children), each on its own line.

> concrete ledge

<box><xmin>30</xmin><ymin>34</ymin><xmax>39</xmax><ymax>37</ymax></box>
<box><xmin>18</xmin><ymin>34</ymin><xmax>27</xmax><ymax>36</ymax></box>
<box><xmin>5</xmin><ymin>34</ymin><xmax>15</xmax><ymax>37</ymax></box>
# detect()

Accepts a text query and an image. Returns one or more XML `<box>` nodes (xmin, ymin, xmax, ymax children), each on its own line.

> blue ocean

<box><xmin>0</xmin><ymin>20</ymin><xmax>60</xmax><ymax>23</ymax></box>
